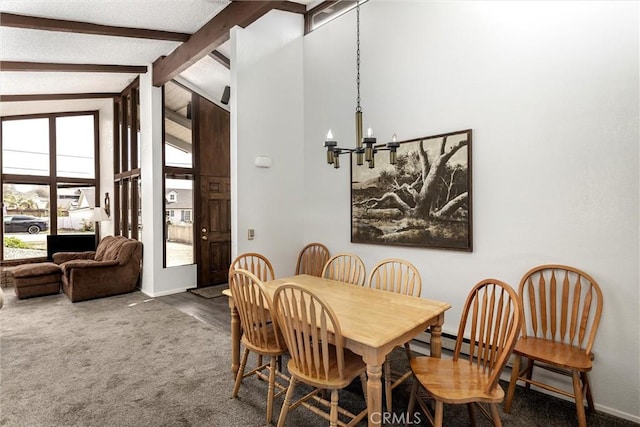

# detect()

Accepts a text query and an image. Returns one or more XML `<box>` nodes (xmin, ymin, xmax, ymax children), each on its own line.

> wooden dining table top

<box><xmin>236</xmin><ymin>274</ymin><xmax>451</xmax><ymax>351</ymax></box>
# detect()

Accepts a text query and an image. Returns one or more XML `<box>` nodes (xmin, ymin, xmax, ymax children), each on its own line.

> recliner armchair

<box><xmin>53</xmin><ymin>235</ymin><xmax>142</xmax><ymax>302</ymax></box>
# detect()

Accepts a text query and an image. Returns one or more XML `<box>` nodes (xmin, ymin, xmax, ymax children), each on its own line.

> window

<box><xmin>306</xmin><ymin>0</ymin><xmax>369</xmax><ymax>33</ymax></box>
<box><xmin>1</xmin><ymin>112</ymin><xmax>99</xmax><ymax>261</ymax></box>
<box><xmin>163</xmin><ymin>81</ymin><xmax>195</xmax><ymax>267</ymax></box>
<box><xmin>2</xmin><ymin>118</ymin><xmax>49</xmax><ymax>176</ymax></box>
<box><xmin>114</xmin><ymin>78</ymin><xmax>141</xmax><ymax>240</ymax></box>
<box><xmin>56</xmin><ymin>116</ymin><xmax>95</xmax><ymax>179</ymax></box>
<box><xmin>2</xmin><ymin>184</ymin><xmax>50</xmax><ymax>259</ymax></box>
<box><xmin>56</xmin><ymin>185</ymin><xmax>96</xmax><ymax>235</ymax></box>
<box><xmin>164</xmin><ymin>178</ymin><xmax>193</xmax><ymax>267</ymax></box>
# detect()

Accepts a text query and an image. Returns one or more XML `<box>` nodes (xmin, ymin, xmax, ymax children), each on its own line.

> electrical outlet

<box><xmin>247</xmin><ymin>229</ymin><xmax>255</xmax><ymax>240</ymax></box>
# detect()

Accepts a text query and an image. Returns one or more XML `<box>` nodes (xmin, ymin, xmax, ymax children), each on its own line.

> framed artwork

<box><xmin>351</xmin><ymin>129</ymin><xmax>472</xmax><ymax>251</ymax></box>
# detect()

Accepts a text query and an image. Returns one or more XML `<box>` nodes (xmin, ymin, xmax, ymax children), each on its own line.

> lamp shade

<box><xmin>90</xmin><ymin>207</ymin><xmax>111</xmax><ymax>222</ymax></box>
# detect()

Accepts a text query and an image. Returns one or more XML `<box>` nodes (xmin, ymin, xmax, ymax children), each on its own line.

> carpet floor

<box><xmin>1</xmin><ymin>290</ymin><xmax>637</xmax><ymax>426</ymax></box>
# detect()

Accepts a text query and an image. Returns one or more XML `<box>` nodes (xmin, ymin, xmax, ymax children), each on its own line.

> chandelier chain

<box><xmin>356</xmin><ymin>0</ymin><xmax>361</xmax><ymax>112</ymax></box>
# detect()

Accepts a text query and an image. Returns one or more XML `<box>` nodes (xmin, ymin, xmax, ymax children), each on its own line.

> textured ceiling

<box><xmin>0</xmin><ymin>1</ymin><xmax>231</xmax><ymax>116</ymax></box>
<box><xmin>0</xmin><ymin>1</ymin><xmax>317</xmax><ymax>117</ymax></box>
<box><xmin>1</xmin><ymin>27</ymin><xmax>181</xmax><ymax>64</ymax></box>
<box><xmin>0</xmin><ymin>1</ymin><xmax>230</xmax><ymax>33</ymax></box>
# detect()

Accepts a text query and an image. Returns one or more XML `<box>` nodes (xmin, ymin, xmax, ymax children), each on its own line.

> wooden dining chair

<box><xmin>273</xmin><ymin>284</ymin><xmax>368</xmax><ymax>427</ymax></box>
<box><xmin>504</xmin><ymin>265</ymin><xmax>603</xmax><ymax>427</ymax></box>
<box><xmin>228</xmin><ymin>269</ymin><xmax>289</xmax><ymax>424</ymax></box>
<box><xmin>366</xmin><ymin>258</ymin><xmax>422</xmax><ymax>413</ymax></box>
<box><xmin>321</xmin><ymin>252</ymin><xmax>366</xmax><ymax>286</ymax></box>
<box><xmin>407</xmin><ymin>279</ymin><xmax>522</xmax><ymax>427</ymax></box>
<box><xmin>295</xmin><ymin>242</ymin><xmax>330</xmax><ymax>277</ymax></box>
<box><xmin>230</xmin><ymin>252</ymin><xmax>275</xmax><ymax>282</ymax></box>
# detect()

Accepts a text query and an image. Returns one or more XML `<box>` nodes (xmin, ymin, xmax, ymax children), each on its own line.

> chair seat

<box><xmin>513</xmin><ymin>337</ymin><xmax>593</xmax><ymax>371</ymax></box>
<box><xmin>410</xmin><ymin>356</ymin><xmax>504</xmax><ymax>404</ymax></box>
<box><xmin>287</xmin><ymin>348</ymin><xmax>366</xmax><ymax>390</ymax></box>
<box><xmin>241</xmin><ymin>324</ymin><xmax>287</xmax><ymax>356</ymax></box>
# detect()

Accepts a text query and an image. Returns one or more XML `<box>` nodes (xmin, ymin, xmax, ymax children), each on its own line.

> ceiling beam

<box><xmin>165</xmin><ymin>133</ymin><xmax>192</xmax><ymax>153</ymax></box>
<box><xmin>164</xmin><ymin>107</ymin><xmax>192</xmax><ymax>130</ymax></box>
<box><xmin>0</xmin><ymin>93</ymin><xmax>118</xmax><ymax>102</ymax></box>
<box><xmin>208</xmin><ymin>50</ymin><xmax>230</xmax><ymax>69</ymax></box>
<box><xmin>0</xmin><ymin>61</ymin><xmax>147</xmax><ymax>73</ymax></box>
<box><xmin>152</xmin><ymin>1</ymin><xmax>282</xmax><ymax>86</ymax></box>
<box><xmin>0</xmin><ymin>12</ymin><xmax>190</xmax><ymax>42</ymax></box>
<box><xmin>276</xmin><ymin>2</ymin><xmax>307</xmax><ymax>14</ymax></box>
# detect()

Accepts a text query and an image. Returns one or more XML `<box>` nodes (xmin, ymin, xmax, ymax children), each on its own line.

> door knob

<box><xmin>201</xmin><ymin>227</ymin><xmax>207</xmax><ymax>233</ymax></box>
<box><xmin>201</xmin><ymin>235</ymin><xmax>208</xmax><ymax>240</ymax></box>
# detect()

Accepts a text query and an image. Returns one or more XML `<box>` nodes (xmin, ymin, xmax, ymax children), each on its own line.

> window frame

<box><xmin>0</xmin><ymin>111</ymin><xmax>100</xmax><ymax>262</ymax></box>
<box><xmin>113</xmin><ymin>78</ymin><xmax>140</xmax><ymax>241</ymax></box>
<box><xmin>162</xmin><ymin>80</ymin><xmax>195</xmax><ymax>267</ymax></box>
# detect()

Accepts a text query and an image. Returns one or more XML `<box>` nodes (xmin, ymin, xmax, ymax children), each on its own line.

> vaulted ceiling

<box><xmin>0</xmin><ymin>0</ymin><xmax>317</xmax><ymax>117</ymax></box>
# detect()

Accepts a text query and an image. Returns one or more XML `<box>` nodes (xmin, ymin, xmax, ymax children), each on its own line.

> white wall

<box><xmin>139</xmin><ymin>71</ymin><xmax>197</xmax><ymax>296</ymax></box>
<box><xmin>231</xmin><ymin>10</ymin><xmax>306</xmax><ymax>276</ymax></box>
<box><xmin>303</xmin><ymin>0</ymin><xmax>639</xmax><ymax>420</ymax></box>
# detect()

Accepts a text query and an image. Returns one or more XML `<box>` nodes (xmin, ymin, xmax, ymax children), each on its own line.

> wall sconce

<box><xmin>104</xmin><ymin>192</ymin><xmax>111</xmax><ymax>217</ymax></box>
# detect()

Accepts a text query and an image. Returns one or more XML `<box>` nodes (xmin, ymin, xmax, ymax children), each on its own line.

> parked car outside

<box><xmin>3</xmin><ymin>215</ymin><xmax>49</xmax><ymax>234</ymax></box>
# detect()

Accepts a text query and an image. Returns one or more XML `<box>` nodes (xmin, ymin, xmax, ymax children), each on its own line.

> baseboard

<box><xmin>592</xmin><ymin>404</ymin><xmax>640</xmax><ymax>424</ymax></box>
<box><xmin>140</xmin><ymin>287</ymin><xmax>191</xmax><ymax>297</ymax></box>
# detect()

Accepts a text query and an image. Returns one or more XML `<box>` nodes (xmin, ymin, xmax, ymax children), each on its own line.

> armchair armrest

<box><xmin>61</xmin><ymin>259</ymin><xmax>119</xmax><ymax>271</ymax></box>
<box><xmin>53</xmin><ymin>251</ymin><xmax>96</xmax><ymax>264</ymax></box>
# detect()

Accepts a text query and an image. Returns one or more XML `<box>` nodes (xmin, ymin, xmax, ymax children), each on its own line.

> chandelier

<box><xmin>323</xmin><ymin>0</ymin><xmax>399</xmax><ymax>169</ymax></box>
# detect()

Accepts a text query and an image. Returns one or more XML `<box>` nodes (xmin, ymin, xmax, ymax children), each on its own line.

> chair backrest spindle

<box><xmin>366</xmin><ymin>258</ymin><xmax>422</xmax><ymax>296</ymax></box>
<box><xmin>454</xmin><ymin>279</ymin><xmax>521</xmax><ymax>393</ymax></box>
<box><xmin>230</xmin><ymin>252</ymin><xmax>275</xmax><ymax>282</ymax></box>
<box><xmin>228</xmin><ymin>269</ymin><xmax>282</xmax><ymax>351</ymax></box>
<box><xmin>520</xmin><ymin>265</ymin><xmax>603</xmax><ymax>354</ymax></box>
<box><xmin>274</xmin><ymin>284</ymin><xmax>346</xmax><ymax>382</ymax></box>
<box><xmin>321</xmin><ymin>253</ymin><xmax>366</xmax><ymax>286</ymax></box>
<box><xmin>295</xmin><ymin>243</ymin><xmax>330</xmax><ymax>277</ymax></box>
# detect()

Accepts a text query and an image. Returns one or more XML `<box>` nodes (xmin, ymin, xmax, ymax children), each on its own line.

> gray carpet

<box><xmin>0</xmin><ymin>290</ymin><xmax>365</xmax><ymax>427</ymax></box>
<box><xmin>0</xmin><ymin>290</ymin><xmax>637</xmax><ymax>427</ymax></box>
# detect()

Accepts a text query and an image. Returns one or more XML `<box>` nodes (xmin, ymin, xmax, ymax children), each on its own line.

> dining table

<box><xmin>222</xmin><ymin>274</ymin><xmax>451</xmax><ymax>426</ymax></box>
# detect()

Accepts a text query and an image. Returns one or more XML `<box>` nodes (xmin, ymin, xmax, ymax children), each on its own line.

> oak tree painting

<box><xmin>351</xmin><ymin>129</ymin><xmax>472</xmax><ymax>250</ymax></box>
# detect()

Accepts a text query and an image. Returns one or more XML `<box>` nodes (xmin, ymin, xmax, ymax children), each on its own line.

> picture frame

<box><xmin>351</xmin><ymin>129</ymin><xmax>472</xmax><ymax>251</ymax></box>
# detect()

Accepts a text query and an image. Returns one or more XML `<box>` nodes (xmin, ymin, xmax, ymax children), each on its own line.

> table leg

<box><xmin>229</xmin><ymin>303</ymin><xmax>240</xmax><ymax>376</ymax></box>
<box><xmin>366</xmin><ymin>364</ymin><xmax>382</xmax><ymax>426</ymax></box>
<box><xmin>430</xmin><ymin>313</ymin><xmax>445</xmax><ymax>358</ymax></box>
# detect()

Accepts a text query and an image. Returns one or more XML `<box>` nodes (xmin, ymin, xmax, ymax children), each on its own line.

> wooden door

<box><xmin>194</xmin><ymin>95</ymin><xmax>231</xmax><ymax>287</ymax></box>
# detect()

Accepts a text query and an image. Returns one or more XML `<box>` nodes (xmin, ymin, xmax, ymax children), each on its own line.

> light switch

<box><xmin>248</xmin><ymin>228</ymin><xmax>255</xmax><ymax>240</ymax></box>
